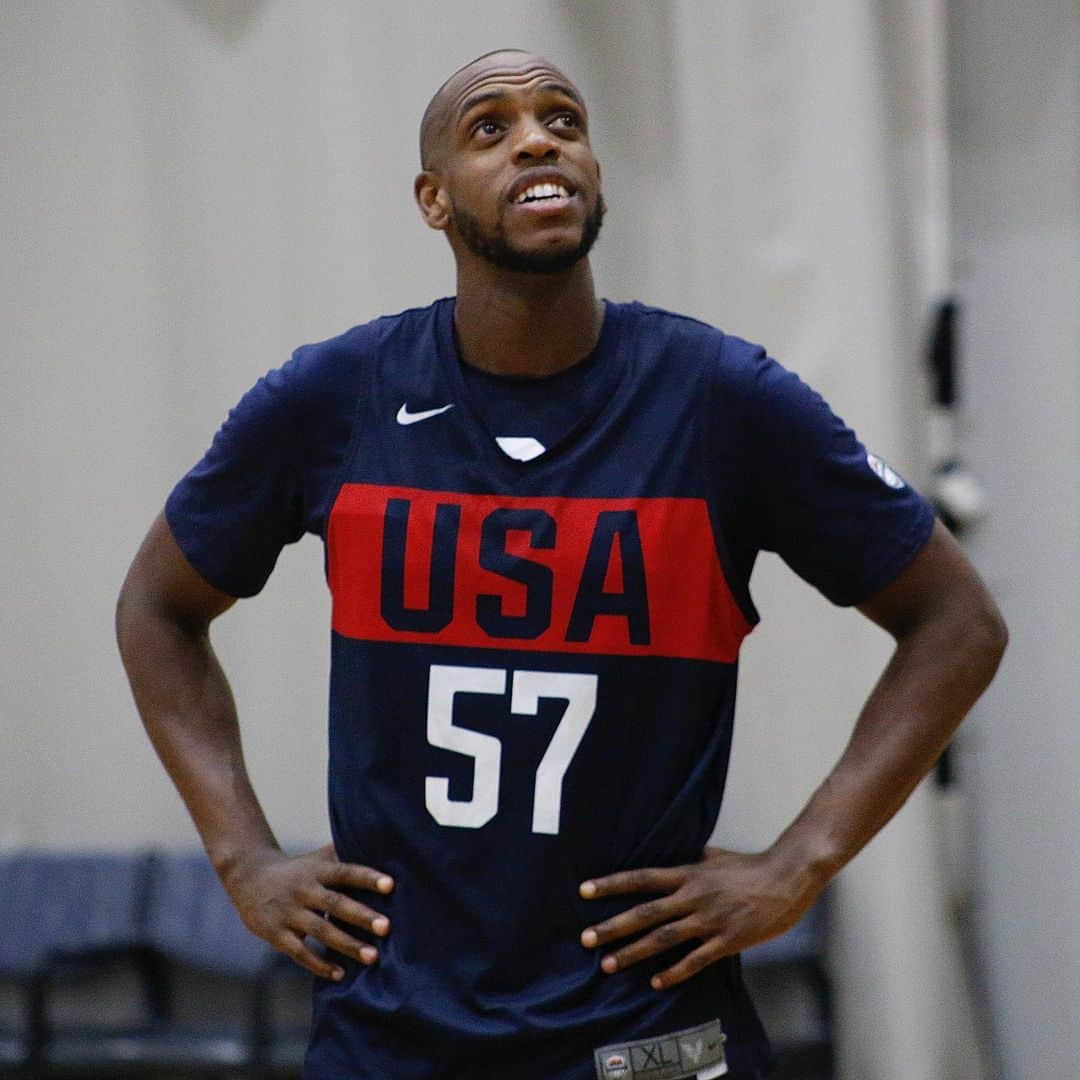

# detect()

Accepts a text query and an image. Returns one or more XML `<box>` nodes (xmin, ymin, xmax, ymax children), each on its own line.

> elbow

<box><xmin>115</xmin><ymin>576</ymin><xmax>131</xmax><ymax>649</ymax></box>
<box><xmin>964</xmin><ymin>588</ymin><xmax>1009</xmax><ymax>684</ymax></box>
<box><xmin>986</xmin><ymin>603</ymin><xmax>1009</xmax><ymax>669</ymax></box>
<box><xmin>115</xmin><ymin>563</ymin><xmax>160</xmax><ymax>664</ymax></box>
<box><xmin>115</xmin><ymin>572</ymin><xmax>141</xmax><ymax>663</ymax></box>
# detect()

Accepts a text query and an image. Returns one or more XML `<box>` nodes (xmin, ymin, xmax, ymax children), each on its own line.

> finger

<box><xmin>579</xmin><ymin>866</ymin><xmax>686</xmax><ymax>899</ymax></box>
<box><xmin>307</xmin><ymin>885</ymin><xmax>390</xmax><ymax>936</ymax></box>
<box><xmin>580</xmin><ymin>895</ymin><xmax>691</xmax><ymax>949</ymax></box>
<box><xmin>299</xmin><ymin>911</ymin><xmax>379</xmax><ymax>966</ymax></box>
<box><xmin>273</xmin><ymin>928</ymin><xmax>346</xmax><ymax>982</ymax></box>
<box><xmin>320</xmin><ymin>860</ymin><xmax>395</xmax><ymax>895</ymax></box>
<box><xmin>650</xmin><ymin>938</ymin><xmax>727</xmax><ymax>990</ymax></box>
<box><xmin>597</xmin><ymin>917</ymin><xmax>700</xmax><ymax>974</ymax></box>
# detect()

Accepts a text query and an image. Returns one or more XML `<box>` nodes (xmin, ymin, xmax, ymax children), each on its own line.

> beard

<box><xmin>450</xmin><ymin>193</ymin><xmax>606</xmax><ymax>274</ymax></box>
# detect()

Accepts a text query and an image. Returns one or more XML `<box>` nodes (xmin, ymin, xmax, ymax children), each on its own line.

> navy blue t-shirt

<box><xmin>166</xmin><ymin>299</ymin><xmax>934</xmax><ymax>1080</ymax></box>
<box><xmin>458</xmin><ymin>332</ymin><xmax>623</xmax><ymax>463</ymax></box>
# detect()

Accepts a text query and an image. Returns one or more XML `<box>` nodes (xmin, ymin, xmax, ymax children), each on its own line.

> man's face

<box><xmin>416</xmin><ymin>53</ymin><xmax>605</xmax><ymax>274</ymax></box>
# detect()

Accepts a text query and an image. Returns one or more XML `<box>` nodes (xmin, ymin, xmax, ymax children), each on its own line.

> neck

<box><xmin>453</xmin><ymin>257</ymin><xmax>603</xmax><ymax>377</ymax></box>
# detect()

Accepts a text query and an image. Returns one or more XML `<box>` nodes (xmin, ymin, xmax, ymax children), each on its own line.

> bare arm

<box><xmin>116</xmin><ymin>512</ymin><xmax>393</xmax><ymax>979</ymax></box>
<box><xmin>579</xmin><ymin>519</ymin><xmax>1008</xmax><ymax>988</ymax></box>
<box><xmin>768</xmin><ymin>518</ymin><xmax>1007</xmax><ymax>891</ymax></box>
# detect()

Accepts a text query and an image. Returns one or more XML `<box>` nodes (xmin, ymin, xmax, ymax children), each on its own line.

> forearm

<box><xmin>769</xmin><ymin>595</ymin><xmax>1007</xmax><ymax>898</ymax></box>
<box><xmin>118</xmin><ymin>594</ymin><xmax>395</xmax><ymax>979</ymax></box>
<box><xmin>117</xmin><ymin>602</ymin><xmax>279</xmax><ymax>875</ymax></box>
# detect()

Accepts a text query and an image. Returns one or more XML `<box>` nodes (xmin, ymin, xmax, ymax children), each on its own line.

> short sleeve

<box><xmin>165</xmin><ymin>357</ymin><xmax>309</xmax><ymax>598</ymax></box>
<box><xmin>740</xmin><ymin>347</ymin><xmax>936</xmax><ymax>606</ymax></box>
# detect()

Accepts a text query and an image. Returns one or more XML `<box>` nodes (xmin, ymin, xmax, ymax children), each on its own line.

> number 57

<box><xmin>425</xmin><ymin>664</ymin><xmax>597</xmax><ymax>835</ymax></box>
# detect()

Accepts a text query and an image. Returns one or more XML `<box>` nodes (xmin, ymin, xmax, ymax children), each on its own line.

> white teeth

<box><xmin>515</xmin><ymin>182</ymin><xmax>570</xmax><ymax>204</ymax></box>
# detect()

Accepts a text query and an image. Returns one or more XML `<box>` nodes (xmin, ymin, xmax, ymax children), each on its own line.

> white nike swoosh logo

<box><xmin>396</xmin><ymin>402</ymin><xmax>455</xmax><ymax>425</ymax></box>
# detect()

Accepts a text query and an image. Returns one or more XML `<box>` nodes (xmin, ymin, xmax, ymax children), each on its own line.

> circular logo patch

<box><xmin>867</xmin><ymin>452</ymin><xmax>906</xmax><ymax>490</ymax></box>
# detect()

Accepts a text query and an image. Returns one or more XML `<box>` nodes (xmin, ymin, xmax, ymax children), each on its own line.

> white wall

<box><xmin>949</xmin><ymin>2</ymin><xmax>1080</xmax><ymax>1076</ymax></box>
<box><xmin>2</xmin><ymin>3</ymin><xmax>992</xmax><ymax>1076</ymax></box>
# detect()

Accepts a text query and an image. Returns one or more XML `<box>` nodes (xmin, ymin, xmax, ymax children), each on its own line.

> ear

<box><xmin>414</xmin><ymin>172</ymin><xmax>451</xmax><ymax>232</ymax></box>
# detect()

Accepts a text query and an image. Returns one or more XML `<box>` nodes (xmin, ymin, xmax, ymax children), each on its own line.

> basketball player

<box><xmin>116</xmin><ymin>50</ymin><xmax>1007</xmax><ymax>1079</ymax></box>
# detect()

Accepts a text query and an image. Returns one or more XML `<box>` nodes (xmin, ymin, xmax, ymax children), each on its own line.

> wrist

<box><xmin>765</xmin><ymin>827</ymin><xmax>844</xmax><ymax>901</ymax></box>
<box><xmin>208</xmin><ymin>837</ymin><xmax>282</xmax><ymax>886</ymax></box>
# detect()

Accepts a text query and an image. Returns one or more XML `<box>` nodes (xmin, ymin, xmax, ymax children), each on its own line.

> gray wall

<box><xmin>949</xmin><ymin>2</ymin><xmax>1080</xmax><ymax>1076</ymax></box>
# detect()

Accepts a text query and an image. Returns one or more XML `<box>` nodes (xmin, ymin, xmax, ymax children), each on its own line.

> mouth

<box><xmin>508</xmin><ymin>171</ymin><xmax>578</xmax><ymax>210</ymax></box>
<box><xmin>514</xmin><ymin>181</ymin><xmax>572</xmax><ymax>206</ymax></box>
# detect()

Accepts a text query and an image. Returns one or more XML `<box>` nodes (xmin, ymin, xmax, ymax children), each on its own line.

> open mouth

<box><xmin>514</xmin><ymin>182</ymin><xmax>572</xmax><ymax>205</ymax></box>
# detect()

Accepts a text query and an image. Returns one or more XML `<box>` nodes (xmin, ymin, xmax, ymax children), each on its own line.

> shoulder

<box><xmin>611</xmin><ymin>300</ymin><xmax>772</xmax><ymax>397</ymax></box>
<box><xmin>613</xmin><ymin>302</ymin><xmax>841</xmax><ymax>451</ymax></box>
<box><xmin>285</xmin><ymin>301</ymin><xmax>445</xmax><ymax>398</ymax></box>
<box><xmin>271</xmin><ymin>299</ymin><xmax>450</xmax><ymax>417</ymax></box>
<box><xmin>613</xmin><ymin>300</ymin><xmax>727</xmax><ymax>353</ymax></box>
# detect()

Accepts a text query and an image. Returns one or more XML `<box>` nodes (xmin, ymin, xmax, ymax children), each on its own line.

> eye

<box><xmin>550</xmin><ymin>111</ymin><xmax>579</xmax><ymax>130</ymax></box>
<box><xmin>472</xmin><ymin>118</ymin><xmax>501</xmax><ymax>138</ymax></box>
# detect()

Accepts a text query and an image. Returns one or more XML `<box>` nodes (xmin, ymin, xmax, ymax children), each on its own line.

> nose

<box><xmin>513</xmin><ymin>116</ymin><xmax>560</xmax><ymax>162</ymax></box>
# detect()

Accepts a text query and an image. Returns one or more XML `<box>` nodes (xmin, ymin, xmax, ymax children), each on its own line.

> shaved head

<box><xmin>413</xmin><ymin>48</ymin><xmax>603</xmax><ymax>275</ymax></box>
<box><xmin>419</xmin><ymin>49</ymin><xmax>582</xmax><ymax>170</ymax></box>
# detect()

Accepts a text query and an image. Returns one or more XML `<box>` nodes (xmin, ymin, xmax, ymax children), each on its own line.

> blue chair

<box><xmin>145</xmin><ymin>850</ymin><xmax>284</xmax><ymax>1075</ymax></box>
<box><xmin>8</xmin><ymin>850</ymin><xmax>309</xmax><ymax>1077</ymax></box>
<box><xmin>0</xmin><ymin>850</ymin><xmax>153</xmax><ymax>1073</ymax></box>
<box><xmin>743</xmin><ymin>896</ymin><xmax>833</xmax><ymax>1078</ymax></box>
<box><xmin>57</xmin><ymin>851</ymin><xmax>308</xmax><ymax>1078</ymax></box>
